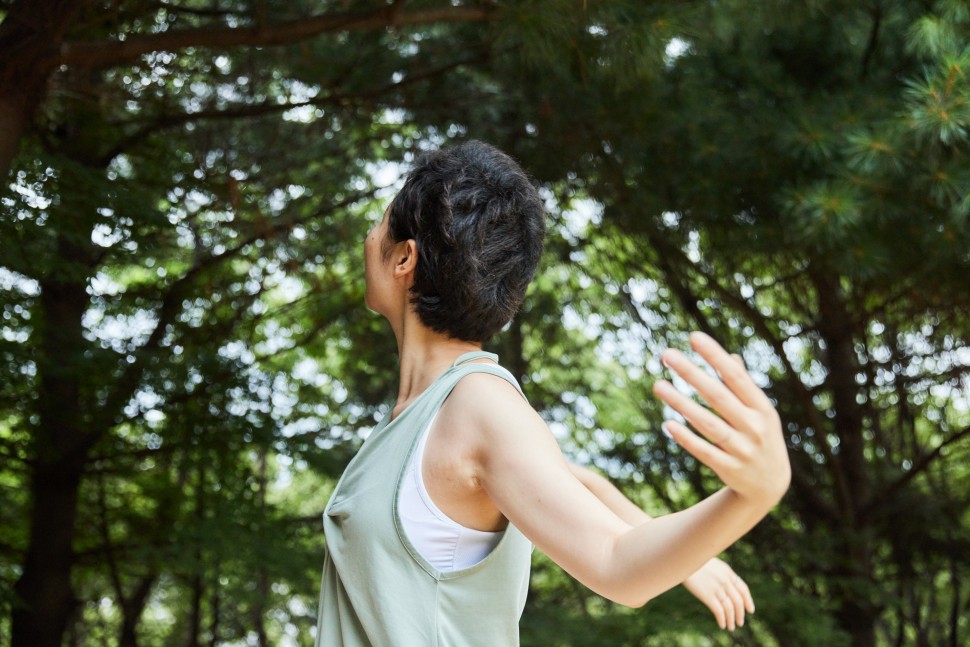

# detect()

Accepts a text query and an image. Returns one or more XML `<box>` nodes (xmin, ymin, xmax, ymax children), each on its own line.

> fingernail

<box><xmin>661</xmin><ymin>422</ymin><xmax>673</xmax><ymax>439</ymax></box>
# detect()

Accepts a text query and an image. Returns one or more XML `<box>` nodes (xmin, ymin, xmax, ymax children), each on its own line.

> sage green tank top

<box><xmin>314</xmin><ymin>352</ymin><xmax>534</xmax><ymax>647</ymax></box>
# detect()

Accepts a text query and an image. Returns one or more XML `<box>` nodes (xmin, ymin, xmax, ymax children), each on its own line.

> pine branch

<box><xmin>52</xmin><ymin>4</ymin><xmax>492</xmax><ymax>70</ymax></box>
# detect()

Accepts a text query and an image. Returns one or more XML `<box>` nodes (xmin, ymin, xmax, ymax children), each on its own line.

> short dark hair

<box><xmin>385</xmin><ymin>140</ymin><xmax>545</xmax><ymax>343</ymax></box>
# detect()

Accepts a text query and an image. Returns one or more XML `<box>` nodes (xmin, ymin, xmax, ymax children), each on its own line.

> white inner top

<box><xmin>398</xmin><ymin>409</ymin><xmax>504</xmax><ymax>572</ymax></box>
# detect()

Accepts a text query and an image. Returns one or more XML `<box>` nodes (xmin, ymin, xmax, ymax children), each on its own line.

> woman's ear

<box><xmin>393</xmin><ymin>239</ymin><xmax>418</xmax><ymax>278</ymax></box>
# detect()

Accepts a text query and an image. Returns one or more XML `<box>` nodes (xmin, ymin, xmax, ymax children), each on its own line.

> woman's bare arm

<box><xmin>569</xmin><ymin>463</ymin><xmax>755</xmax><ymax>629</ymax></box>
<box><xmin>449</xmin><ymin>332</ymin><xmax>789</xmax><ymax>610</ymax></box>
<box><xmin>567</xmin><ymin>464</ymin><xmax>651</xmax><ymax>526</ymax></box>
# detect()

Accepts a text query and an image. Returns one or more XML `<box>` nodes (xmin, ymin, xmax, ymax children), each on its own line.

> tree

<box><xmin>484</xmin><ymin>1</ymin><xmax>970</xmax><ymax>644</ymax></box>
<box><xmin>4</xmin><ymin>0</ymin><xmax>970</xmax><ymax>645</ymax></box>
<box><xmin>0</xmin><ymin>1</ymin><xmax>497</xmax><ymax>645</ymax></box>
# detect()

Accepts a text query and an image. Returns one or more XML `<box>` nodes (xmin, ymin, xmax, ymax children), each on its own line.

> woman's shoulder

<box><xmin>451</xmin><ymin>366</ymin><xmax>526</xmax><ymax>404</ymax></box>
<box><xmin>442</xmin><ymin>370</ymin><xmax>547</xmax><ymax>444</ymax></box>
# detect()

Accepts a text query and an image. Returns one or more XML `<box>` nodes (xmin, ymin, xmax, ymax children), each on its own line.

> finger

<box><xmin>689</xmin><ymin>332</ymin><xmax>774</xmax><ymax>411</ymax></box>
<box><xmin>737</xmin><ymin>577</ymin><xmax>755</xmax><ymax>613</ymax></box>
<box><xmin>660</xmin><ymin>419</ymin><xmax>736</xmax><ymax>474</ymax></box>
<box><xmin>727</xmin><ymin>582</ymin><xmax>747</xmax><ymax>627</ymax></box>
<box><xmin>653</xmin><ymin>380</ymin><xmax>736</xmax><ymax>447</ymax></box>
<box><xmin>660</xmin><ymin>348</ymin><xmax>752</xmax><ymax>429</ymax></box>
<box><xmin>718</xmin><ymin>591</ymin><xmax>736</xmax><ymax>631</ymax></box>
<box><xmin>709</xmin><ymin>597</ymin><xmax>727</xmax><ymax>630</ymax></box>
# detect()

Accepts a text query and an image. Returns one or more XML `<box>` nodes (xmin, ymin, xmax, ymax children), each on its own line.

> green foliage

<box><xmin>479</xmin><ymin>1</ymin><xmax>970</xmax><ymax>645</ymax></box>
<box><xmin>2</xmin><ymin>1</ymin><xmax>970</xmax><ymax>646</ymax></box>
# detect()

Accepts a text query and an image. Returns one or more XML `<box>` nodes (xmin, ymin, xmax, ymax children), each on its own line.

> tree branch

<box><xmin>85</xmin><ymin>187</ymin><xmax>376</xmax><ymax>445</ymax></box>
<box><xmin>650</xmin><ymin>236</ymin><xmax>842</xmax><ymax>522</ymax></box>
<box><xmin>598</xmin><ymin>155</ymin><xmax>841</xmax><ymax>521</ymax></box>
<box><xmin>153</xmin><ymin>0</ymin><xmax>241</xmax><ymax>18</ymax></box>
<box><xmin>99</xmin><ymin>49</ymin><xmax>485</xmax><ymax>162</ymax></box>
<box><xmin>865</xmin><ymin>424</ymin><xmax>970</xmax><ymax>514</ymax></box>
<box><xmin>872</xmin><ymin>361</ymin><xmax>970</xmax><ymax>387</ymax></box>
<box><xmin>95</xmin><ymin>467</ymin><xmax>126</xmax><ymax>610</ymax></box>
<box><xmin>859</xmin><ymin>2</ymin><xmax>882</xmax><ymax>81</ymax></box>
<box><xmin>53</xmin><ymin>5</ymin><xmax>492</xmax><ymax>70</ymax></box>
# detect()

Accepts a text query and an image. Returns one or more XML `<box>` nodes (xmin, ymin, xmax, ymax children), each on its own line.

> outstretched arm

<box><xmin>569</xmin><ymin>464</ymin><xmax>755</xmax><ymax>630</ymax></box>
<box><xmin>449</xmin><ymin>332</ymin><xmax>789</xmax><ymax>610</ymax></box>
<box><xmin>566</xmin><ymin>464</ymin><xmax>650</xmax><ymax>526</ymax></box>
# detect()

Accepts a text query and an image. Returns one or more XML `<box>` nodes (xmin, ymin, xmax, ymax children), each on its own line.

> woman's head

<box><xmin>382</xmin><ymin>141</ymin><xmax>545</xmax><ymax>343</ymax></box>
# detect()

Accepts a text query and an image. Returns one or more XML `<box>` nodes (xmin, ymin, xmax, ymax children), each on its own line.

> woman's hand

<box><xmin>457</xmin><ymin>331</ymin><xmax>791</xmax><ymax>607</ymax></box>
<box><xmin>683</xmin><ymin>558</ymin><xmax>754</xmax><ymax>631</ymax></box>
<box><xmin>652</xmin><ymin>332</ymin><xmax>791</xmax><ymax>508</ymax></box>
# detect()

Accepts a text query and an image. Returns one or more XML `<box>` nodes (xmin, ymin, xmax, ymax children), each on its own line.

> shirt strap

<box><xmin>452</xmin><ymin>350</ymin><xmax>499</xmax><ymax>367</ymax></box>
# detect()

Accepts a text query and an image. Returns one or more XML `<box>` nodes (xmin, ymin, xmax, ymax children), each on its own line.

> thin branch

<box><xmin>600</xmin><ymin>156</ymin><xmax>842</xmax><ymax>521</ymax></box>
<box><xmin>100</xmin><ymin>50</ymin><xmax>485</xmax><ymax>162</ymax></box>
<box><xmin>640</xmin><ymin>225</ymin><xmax>847</xmax><ymax>517</ymax></box>
<box><xmin>95</xmin><ymin>467</ymin><xmax>127</xmax><ymax>609</ymax></box>
<box><xmin>85</xmin><ymin>444</ymin><xmax>177</xmax><ymax>471</ymax></box>
<box><xmin>746</xmin><ymin>262</ymin><xmax>811</xmax><ymax>293</ymax></box>
<box><xmin>53</xmin><ymin>5</ymin><xmax>492</xmax><ymax>70</ymax></box>
<box><xmin>90</xmin><ymin>276</ymin><xmax>344</xmax><ymax>467</ymax></box>
<box><xmin>85</xmin><ymin>187</ymin><xmax>376</xmax><ymax>446</ymax></box>
<box><xmin>668</xmin><ymin>247</ymin><xmax>843</xmax><ymax>522</ymax></box>
<box><xmin>100</xmin><ymin>95</ymin><xmax>347</xmax><ymax>163</ymax></box>
<box><xmin>865</xmin><ymin>424</ymin><xmax>970</xmax><ymax>514</ymax></box>
<box><xmin>154</xmin><ymin>1</ymin><xmax>240</xmax><ymax>18</ymax></box>
<box><xmin>876</xmin><ymin>362</ymin><xmax>970</xmax><ymax>387</ymax></box>
<box><xmin>859</xmin><ymin>2</ymin><xmax>882</xmax><ymax>81</ymax></box>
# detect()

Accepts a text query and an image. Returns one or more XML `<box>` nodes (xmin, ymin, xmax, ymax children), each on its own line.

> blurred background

<box><xmin>1</xmin><ymin>1</ymin><xmax>969</xmax><ymax>645</ymax></box>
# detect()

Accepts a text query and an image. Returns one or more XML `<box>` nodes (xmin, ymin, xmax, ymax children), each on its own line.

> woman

<box><xmin>315</xmin><ymin>141</ymin><xmax>791</xmax><ymax>646</ymax></box>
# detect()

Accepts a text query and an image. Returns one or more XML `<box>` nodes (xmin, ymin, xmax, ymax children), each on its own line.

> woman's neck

<box><xmin>390</xmin><ymin>312</ymin><xmax>482</xmax><ymax>419</ymax></box>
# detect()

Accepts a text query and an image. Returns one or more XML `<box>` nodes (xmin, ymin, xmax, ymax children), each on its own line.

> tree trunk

<box><xmin>11</xmin><ymin>461</ymin><xmax>84</xmax><ymax>647</ymax></box>
<box><xmin>206</xmin><ymin>564</ymin><xmax>222</xmax><ymax>647</ymax></box>
<box><xmin>188</xmin><ymin>568</ymin><xmax>204</xmax><ymax>647</ymax></box>
<box><xmin>0</xmin><ymin>92</ymin><xmax>33</xmax><ymax>178</ymax></box>
<box><xmin>949</xmin><ymin>557</ymin><xmax>960</xmax><ymax>647</ymax></box>
<box><xmin>187</xmin><ymin>461</ymin><xmax>207</xmax><ymax>647</ymax></box>
<box><xmin>12</xmin><ymin>274</ymin><xmax>89</xmax><ymax>647</ymax></box>
<box><xmin>10</xmin><ymin>57</ymin><xmax>103</xmax><ymax>644</ymax></box>
<box><xmin>118</xmin><ymin>575</ymin><xmax>157</xmax><ymax>647</ymax></box>
<box><xmin>8</xmin><ymin>28</ymin><xmax>146</xmax><ymax>640</ymax></box>
<box><xmin>0</xmin><ymin>0</ymin><xmax>86</xmax><ymax>176</ymax></box>
<box><xmin>252</xmin><ymin>453</ymin><xmax>269</xmax><ymax>647</ymax></box>
<box><xmin>811</xmin><ymin>267</ymin><xmax>879</xmax><ymax>647</ymax></box>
